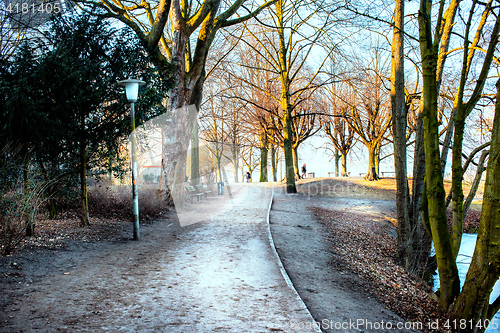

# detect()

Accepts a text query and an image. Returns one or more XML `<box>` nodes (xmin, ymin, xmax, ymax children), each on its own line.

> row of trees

<box><xmin>196</xmin><ymin>37</ymin><xmax>425</xmax><ymax>186</ymax></box>
<box><xmin>196</xmin><ymin>49</ymin><xmax>396</xmax><ymax>185</ymax></box>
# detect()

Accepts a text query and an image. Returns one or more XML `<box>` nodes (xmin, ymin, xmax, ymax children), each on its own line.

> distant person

<box><xmin>246</xmin><ymin>171</ymin><xmax>251</xmax><ymax>183</ymax></box>
<box><xmin>301</xmin><ymin>163</ymin><xmax>307</xmax><ymax>179</ymax></box>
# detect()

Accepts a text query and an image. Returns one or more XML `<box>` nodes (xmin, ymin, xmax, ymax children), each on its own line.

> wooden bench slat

<box><xmin>185</xmin><ymin>186</ymin><xmax>204</xmax><ymax>202</ymax></box>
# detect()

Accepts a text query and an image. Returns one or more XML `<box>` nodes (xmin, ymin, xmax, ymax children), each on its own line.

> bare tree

<box><xmin>321</xmin><ymin>93</ymin><xmax>356</xmax><ymax>177</ymax></box>
<box><xmin>232</xmin><ymin>0</ymin><xmax>338</xmax><ymax>192</ymax></box>
<box><xmin>334</xmin><ymin>48</ymin><xmax>392</xmax><ymax>181</ymax></box>
<box><xmin>79</xmin><ymin>0</ymin><xmax>276</xmax><ymax>204</ymax></box>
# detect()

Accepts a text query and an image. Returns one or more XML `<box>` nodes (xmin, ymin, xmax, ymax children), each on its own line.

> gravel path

<box><xmin>1</xmin><ymin>184</ymin><xmax>318</xmax><ymax>332</ymax></box>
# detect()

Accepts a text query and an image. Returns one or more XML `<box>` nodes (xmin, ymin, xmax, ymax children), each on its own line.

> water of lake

<box><xmin>433</xmin><ymin>234</ymin><xmax>500</xmax><ymax>332</ymax></box>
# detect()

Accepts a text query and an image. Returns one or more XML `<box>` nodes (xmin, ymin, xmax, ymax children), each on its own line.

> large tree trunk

<box><xmin>341</xmin><ymin>151</ymin><xmax>348</xmax><ymax>177</ymax></box>
<box><xmin>190</xmin><ymin>121</ymin><xmax>200</xmax><ymax>185</ymax></box>
<box><xmin>232</xmin><ymin>142</ymin><xmax>239</xmax><ymax>183</ymax></box>
<box><xmin>365</xmin><ymin>143</ymin><xmax>379</xmax><ymax>181</ymax></box>
<box><xmin>412</xmin><ymin>110</ymin><xmax>426</xmax><ymax>223</ymax></box>
<box><xmin>411</xmin><ymin>107</ymin><xmax>432</xmax><ymax>276</ymax></box>
<box><xmin>48</xmin><ymin>198</ymin><xmax>57</xmax><ymax>219</ymax></box>
<box><xmin>440</xmin><ymin>107</ymin><xmax>456</xmax><ymax>174</ymax></box>
<box><xmin>260</xmin><ymin>131</ymin><xmax>268</xmax><ymax>182</ymax></box>
<box><xmin>162</xmin><ymin>101</ymin><xmax>198</xmax><ymax>208</ymax></box>
<box><xmin>281</xmin><ymin>98</ymin><xmax>296</xmax><ymax>192</ymax></box>
<box><xmin>22</xmin><ymin>151</ymin><xmax>34</xmax><ymax>236</ymax></box>
<box><xmin>450</xmin><ymin>102</ymin><xmax>466</xmax><ymax>259</ymax></box>
<box><xmin>161</xmin><ymin>30</ymin><xmax>203</xmax><ymax>207</ymax></box>
<box><xmin>271</xmin><ymin>145</ymin><xmax>277</xmax><ymax>182</ymax></box>
<box><xmin>292</xmin><ymin>145</ymin><xmax>300</xmax><ymax>179</ymax></box>
<box><xmin>216</xmin><ymin>152</ymin><xmax>223</xmax><ymax>184</ymax></box>
<box><xmin>391</xmin><ymin>0</ymin><xmax>412</xmax><ymax>271</ymax></box>
<box><xmin>418</xmin><ymin>0</ymin><xmax>460</xmax><ymax>308</ymax></box>
<box><xmin>334</xmin><ymin>148</ymin><xmax>340</xmax><ymax>176</ymax></box>
<box><xmin>375</xmin><ymin>142</ymin><xmax>381</xmax><ymax>176</ymax></box>
<box><xmin>80</xmin><ymin>142</ymin><xmax>89</xmax><ymax>227</ymax></box>
<box><xmin>276</xmin><ymin>0</ymin><xmax>296</xmax><ymax>193</ymax></box>
<box><xmin>452</xmin><ymin>79</ymin><xmax>500</xmax><ymax>331</ymax></box>
<box><xmin>188</xmin><ymin>71</ymin><xmax>206</xmax><ymax>187</ymax></box>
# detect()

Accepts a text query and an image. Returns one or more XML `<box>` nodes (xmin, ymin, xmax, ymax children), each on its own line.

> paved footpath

<box><xmin>2</xmin><ymin>184</ymin><xmax>318</xmax><ymax>332</ymax></box>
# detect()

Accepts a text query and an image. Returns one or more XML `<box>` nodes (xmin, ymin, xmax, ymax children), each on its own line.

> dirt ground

<box><xmin>0</xmin><ymin>179</ymin><xmax>447</xmax><ymax>332</ymax></box>
<box><xmin>270</xmin><ymin>192</ymin><xmax>415</xmax><ymax>333</ymax></box>
<box><xmin>0</xmin><ymin>184</ymin><xmax>318</xmax><ymax>332</ymax></box>
<box><xmin>272</xmin><ymin>178</ymin><xmax>449</xmax><ymax>333</ymax></box>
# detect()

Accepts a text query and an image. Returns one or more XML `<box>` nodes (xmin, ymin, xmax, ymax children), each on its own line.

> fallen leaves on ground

<box><xmin>446</xmin><ymin>209</ymin><xmax>481</xmax><ymax>234</ymax></box>
<box><xmin>310</xmin><ymin>206</ymin><xmax>450</xmax><ymax>333</ymax></box>
<box><xmin>18</xmin><ymin>217</ymin><xmax>129</xmax><ymax>251</ymax></box>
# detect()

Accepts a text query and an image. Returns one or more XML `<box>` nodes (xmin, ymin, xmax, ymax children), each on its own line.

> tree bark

<box><xmin>334</xmin><ymin>148</ymin><xmax>340</xmax><ymax>176</ymax></box>
<box><xmin>365</xmin><ymin>143</ymin><xmax>379</xmax><ymax>181</ymax></box>
<box><xmin>412</xmin><ymin>110</ymin><xmax>426</xmax><ymax>224</ymax></box>
<box><xmin>391</xmin><ymin>0</ymin><xmax>412</xmax><ymax>271</ymax></box>
<box><xmin>450</xmin><ymin>102</ymin><xmax>466</xmax><ymax>259</ymax></box>
<box><xmin>162</xmin><ymin>37</ymin><xmax>203</xmax><ymax>206</ymax></box>
<box><xmin>260</xmin><ymin>131</ymin><xmax>268</xmax><ymax>182</ymax></box>
<box><xmin>232</xmin><ymin>142</ymin><xmax>240</xmax><ymax>183</ymax></box>
<box><xmin>282</xmin><ymin>107</ymin><xmax>296</xmax><ymax>192</ymax></box>
<box><xmin>292</xmin><ymin>145</ymin><xmax>300</xmax><ymax>179</ymax></box>
<box><xmin>271</xmin><ymin>145</ymin><xmax>277</xmax><ymax>182</ymax></box>
<box><xmin>22</xmin><ymin>151</ymin><xmax>34</xmax><ymax>236</ymax></box>
<box><xmin>162</xmin><ymin>102</ymin><xmax>198</xmax><ymax>208</ymax></box>
<box><xmin>80</xmin><ymin>142</ymin><xmax>89</xmax><ymax>227</ymax></box>
<box><xmin>341</xmin><ymin>152</ymin><xmax>348</xmax><ymax>177</ymax></box>
<box><xmin>448</xmin><ymin>0</ymin><xmax>499</xmax><ymax>261</ymax></box>
<box><xmin>48</xmin><ymin>199</ymin><xmax>57</xmax><ymax>219</ymax></box>
<box><xmin>452</xmin><ymin>78</ymin><xmax>500</xmax><ymax>330</ymax></box>
<box><xmin>440</xmin><ymin>107</ymin><xmax>456</xmax><ymax>174</ymax></box>
<box><xmin>276</xmin><ymin>0</ymin><xmax>296</xmax><ymax>193</ymax></box>
<box><xmin>190</xmin><ymin>120</ymin><xmax>200</xmax><ymax>185</ymax></box>
<box><xmin>418</xmin><ymin>0</ymin><xmax>460</xmax><ymax>309</ymax></box>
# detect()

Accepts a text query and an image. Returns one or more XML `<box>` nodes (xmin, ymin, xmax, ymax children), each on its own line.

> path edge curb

<box><xmin>266</xmin><ymin>188</ymin><xmax>322</xmax><ymax>333</ymax></box>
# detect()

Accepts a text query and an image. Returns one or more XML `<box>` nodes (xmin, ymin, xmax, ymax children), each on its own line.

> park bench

<box><xmin>381</xmin><ymin>171</ymin><xmax>396</xmax><ymax>177</ymax></box>
<box><xmin>305</xmin><ymin>172</ymin><xmax>315</xmax><ymax>178</ymax></box>
<box><xmin>328</xmin><ymin>171</ymin><xmax>350</xmax><ymax>177</ymax></box>
<box><xmin>195</xmin><ymin>184</ymin><xmax>212</xmax><ymax>198</ymax></box>
<box><xmin>185</xmin><ymin>185</ymin><xmax>204</xmax><ymax>202</ymax></box>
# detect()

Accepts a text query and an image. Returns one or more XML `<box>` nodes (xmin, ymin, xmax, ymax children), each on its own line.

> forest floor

<box><xmin>0</xmin><ymin>178</ymin><xmax>480</xmax><ymax>332</ymax></box>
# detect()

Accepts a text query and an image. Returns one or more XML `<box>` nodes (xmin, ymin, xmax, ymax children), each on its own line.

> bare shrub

<box><xmin>0</xmin><ymin>197</ymin><xmax>26</xmax><ymax>255</ymax></box>
<box><xmin>88</xmin><ymin>185</ymin><xmax>172</xmax><ymax>221</ymax></box>
<box><xmin>0</xmin><ymin>147</ymin><xmax>47</xmax><ymax>255</ymax></box>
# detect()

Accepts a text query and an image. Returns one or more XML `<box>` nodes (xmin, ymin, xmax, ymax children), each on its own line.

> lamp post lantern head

<box><xmin>118</xmin><ymin>79</ymin><xmax>146</xmax><ymax>103</ymax></box>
